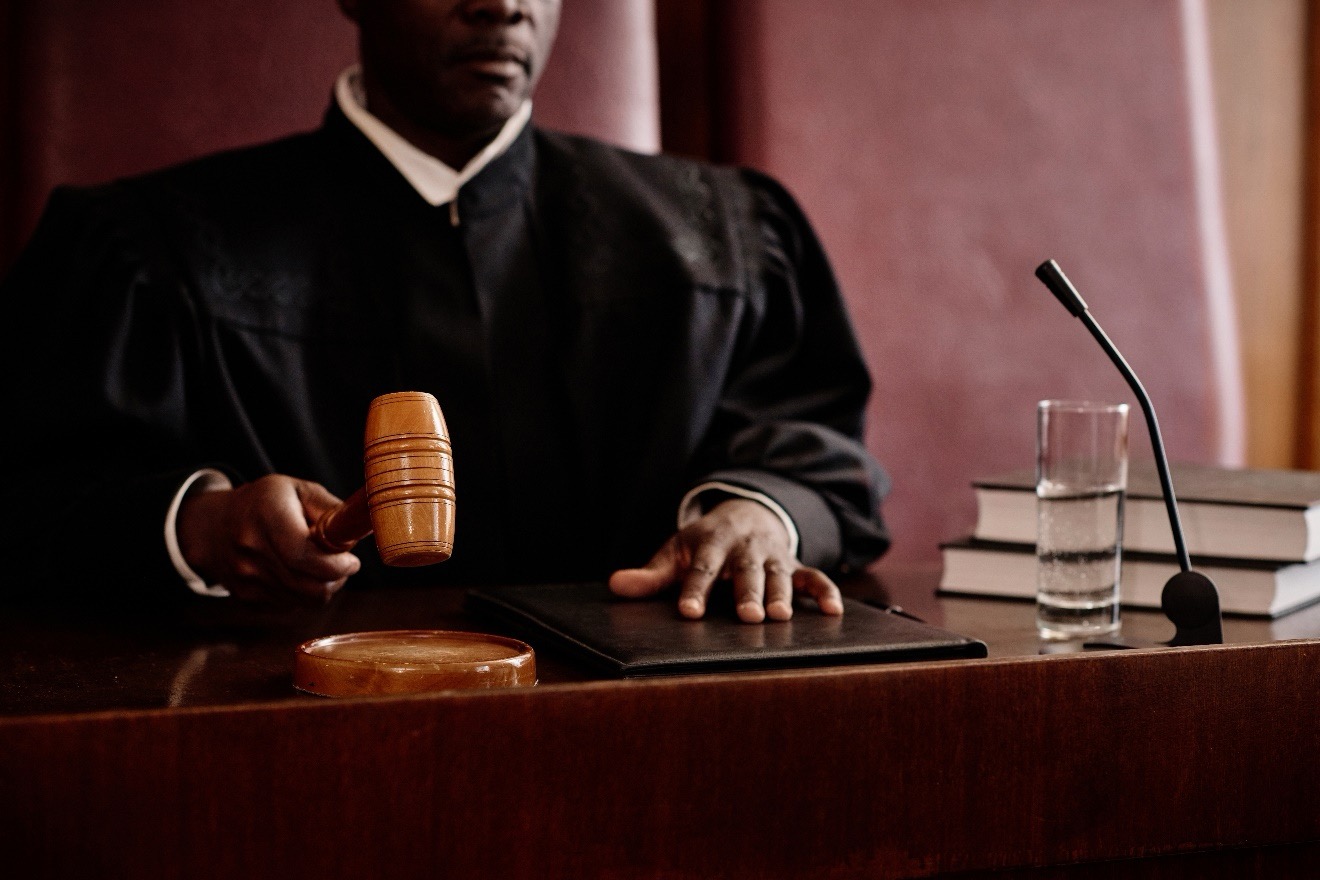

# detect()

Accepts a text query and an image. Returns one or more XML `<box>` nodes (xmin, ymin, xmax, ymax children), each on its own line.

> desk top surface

<box><xmin>4</xmin><ymin>563</ymin><xmax>1318</xmax><ymax>719</ymax></box>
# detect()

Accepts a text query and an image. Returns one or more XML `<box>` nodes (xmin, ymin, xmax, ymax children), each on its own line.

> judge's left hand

<box><xmin>608</xmin><ymin>498</ymin><xmax>844</xmax><ymax>623</ymax></box>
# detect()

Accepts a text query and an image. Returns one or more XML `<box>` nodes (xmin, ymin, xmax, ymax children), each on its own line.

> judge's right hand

<box><xmin>176</xmin><ymin>474</ymin><xmax>361</xmax><ymax>603</ymax></box>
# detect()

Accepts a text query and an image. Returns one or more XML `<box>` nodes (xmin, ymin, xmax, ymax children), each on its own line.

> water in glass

<box><xmin>1036</xmin><ymin>480</ymin><xmax>1124</xmax><ymax>640</ymax></box>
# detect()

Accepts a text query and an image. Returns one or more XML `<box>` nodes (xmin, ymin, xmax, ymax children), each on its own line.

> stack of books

<box><xmin>940</xmin><ymin>462</ymin><xmax>1320</xmax><ymax>617</ymax></box>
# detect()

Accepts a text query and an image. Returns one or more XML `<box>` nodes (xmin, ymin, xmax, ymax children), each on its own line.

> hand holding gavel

<box><xmin>311</xmin><ymin>391</ymin><xmax>455</xmax><ymax>566</ymax></box>
<box><xmin>177</xmin><ymin>392</ymin><xmax>454</xmax><ymax>603</ymax></box>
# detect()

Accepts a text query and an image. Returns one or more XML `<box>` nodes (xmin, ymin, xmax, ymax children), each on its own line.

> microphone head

<box><xmin>1035</xmin><ymin>259</ymin><xmax>1089</xmax><ymax>317</ymax></box>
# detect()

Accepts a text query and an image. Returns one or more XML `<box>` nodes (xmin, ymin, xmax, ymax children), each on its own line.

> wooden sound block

<box><xmin>294</xmin><ymin>630</ymin><xmax>536</xmax><ymax>697</ymax></box>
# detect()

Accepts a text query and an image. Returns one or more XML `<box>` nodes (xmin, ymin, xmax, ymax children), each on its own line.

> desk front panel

<box><xmin>3</xmin><ymin>568</ymin><xmax>1318</xmax><ymax>877</ymax></box>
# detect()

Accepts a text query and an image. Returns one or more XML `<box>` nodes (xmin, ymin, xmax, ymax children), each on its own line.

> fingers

<box><xmin>181</xmin><ymin>474</ymin><xmax>362</xmax><ymax>605</ymax></box>
<box><xmin>224</xmin><ymin>528</ymin><xmax>355</xmax><ymax>605</ymax></box>
<box><xmin>678</xmin><ymin>546</ymin><xmax>725</xmax><ymax>619</ymax></box>
<box><xmin>609</xmin><ymin>532</ymin><xmax>734</xmax><ymax>620</ymax></box>
<box><xmin>611</xmin><ymin>533</ymin><xmax>767</xmax><ymax>622</ymax></box>
<box><xmin>259</xmin><ymin>479</ymin><xmax>359</xmax><ymax>603</ymax></box>
<box><xmin>728</xmin><ymin>547</ymin><xmax>769</xmax><ymax>624</ymax></box>
<box><xmin>793</xmin><ymin>567</ymin><xmax>844</xmax><ymax>616</ymax></box>
<box><xmin>294</xmin><ymin>479</ymin><xmax>345</xmax><ymax>523</ymax></box>
<box><xmin>609</xmin><ymin>537</ymin><xmax>682</xmax><ymax>598</ymax></box>
<box><xmin>611</xmin><ymin>500</ymin><xmax>846</xmax><ymax>622</ymax></box>
<box><xmin>271</xmin><ymin>552</ymin><xmax>359</xmax><ymax>604</ymax></box>
<box><xmin>763</xmin><ymin>560</ymin><xmax>794</xmax><ymax>621</ymax></box>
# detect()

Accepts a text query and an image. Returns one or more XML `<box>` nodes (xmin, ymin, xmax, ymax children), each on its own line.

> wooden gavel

<box><xmin>310</xmin><ymin>391</ymin><xmax>455</xmax><ymax>567</ymax></box>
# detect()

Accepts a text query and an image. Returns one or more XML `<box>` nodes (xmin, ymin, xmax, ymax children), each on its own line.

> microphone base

<box><xmin>1081</xmin><ymin>636</ymin><xmax>1157</xmax><ymax>651</ymax></box>
<box><xmin>1078</xmin><ymin>570</ymin><xmax>1224</xmax><ymax>650</ymax></box>
<box><xmin>1162</xmin><ymin>570</ymin><xmax>1224</xmax><ymax>646</ymax></box>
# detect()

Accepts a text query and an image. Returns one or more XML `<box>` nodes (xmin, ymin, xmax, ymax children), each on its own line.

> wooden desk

<box><xmin>3</xmin><ymin>566</ymin><xmax>1319</xmax><ymax>878</ymax></box>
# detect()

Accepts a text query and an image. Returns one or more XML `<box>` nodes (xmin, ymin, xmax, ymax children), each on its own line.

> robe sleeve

<box><xmin>0</xmin><ymin>185</ymin><xmax>224</xmax><ymax>602</ymax></box>
<box><xmin>688</xmin><ymin>169</ymin><xmax>891</xmax><ymax>573</ymax></box>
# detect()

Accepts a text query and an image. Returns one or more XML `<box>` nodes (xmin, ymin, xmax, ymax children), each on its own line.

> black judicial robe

<box><xmin>0</xmin><ymin>105</ymin><xmax>889</xmax><ymax>600</ymax></box>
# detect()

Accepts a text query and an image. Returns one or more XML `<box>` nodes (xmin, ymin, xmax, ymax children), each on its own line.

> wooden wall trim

<box><xmin>1301</xmin><ymin>0</ymin><xmax>1320</xmax><ymax>467</ymax></box>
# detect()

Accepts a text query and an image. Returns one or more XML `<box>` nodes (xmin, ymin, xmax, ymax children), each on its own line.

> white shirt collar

<box><xmin>335</xmin><ymin>65</ymin><xmax>532</xmax><ymax>208</ymax></box>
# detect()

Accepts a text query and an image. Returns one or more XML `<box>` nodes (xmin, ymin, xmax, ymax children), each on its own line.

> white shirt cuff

<box><xmin>677</xmin><ymin>481</ymin><xmax>801</xmax><ymax>560</ymax></box>
<box><xmin>165</xmin><ymin>468</ymin><xmax>233</xmax><ymax>598</ymax></box>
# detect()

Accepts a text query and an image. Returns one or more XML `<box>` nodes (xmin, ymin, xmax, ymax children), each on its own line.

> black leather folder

<box><xmin>464</xmin><ymin>582</ymin><xmax>987</xmax><ymax>677</ymax></box>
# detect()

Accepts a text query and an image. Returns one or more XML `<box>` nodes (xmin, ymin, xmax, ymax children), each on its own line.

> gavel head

<box><xmin>363</xmin><ymin>391</ymin><xmax>455</xmax><ymax>567</ymax></box>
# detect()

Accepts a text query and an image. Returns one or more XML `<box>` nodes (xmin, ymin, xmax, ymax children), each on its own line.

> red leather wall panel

<box><xmin>536</xmin><ymin>0</ymin><xmax>659</xmax><ymax>154</ymax></box>
<box><xmin>6</xmin><ymin>0</ymin><xmax>357</xmax><ymax>267</ymax></box>
<box><xmin>3</xmin><ymin>0</ymin><xmax>658</xmax><ymax>267</ymax></box>
<box><xmin>715</xmin><ymin>0</ymin><xmax>1246</xmax><ymax>560</ymax></box>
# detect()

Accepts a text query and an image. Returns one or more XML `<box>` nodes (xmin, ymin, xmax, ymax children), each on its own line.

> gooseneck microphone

<box><xmin>1035</xmin><ymin>259</ymin><xmax>1223</xmax><ymax>646</ymax></box>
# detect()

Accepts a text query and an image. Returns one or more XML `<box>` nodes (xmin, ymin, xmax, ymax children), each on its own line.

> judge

<box><xmin>0</xmin><ymin>0</ymin><xmax>889</xmax><ymax>622</ymax></box>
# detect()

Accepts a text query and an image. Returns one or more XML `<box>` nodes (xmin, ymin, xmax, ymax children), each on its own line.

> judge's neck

<box><xmin>335</xmin><ymin>66</ymin><xmax>531</xmax><ymax>207</ymax></box>
<box><xmin>363</xmin><ymin>87</ymin><xmax>501</xmax><ymax>171</ymax></box>
<box><xmin>335</xmin><ymin>66</ymin><xmax>530</xmax><ymax>207</ymax></box>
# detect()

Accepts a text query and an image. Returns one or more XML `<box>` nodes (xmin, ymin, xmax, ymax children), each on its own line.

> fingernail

<box><xmin>679</xmin><ymin>598</ymin><xmax>703</xmax><ymax>618</ymax></box>
<box><xmin>737</xmin><ymin>601</ymin><xmax>765</xmax><ymax>622</ymax></box>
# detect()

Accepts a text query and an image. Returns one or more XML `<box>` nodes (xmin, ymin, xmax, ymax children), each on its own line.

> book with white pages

<box><xmin>940</xmin><ymin>538</ymin><xmax>1320</xmax><ymax>618</ymax></box>
<box><xmin>973</xmin><ymin>463</ymin><xmax>1320</xmax><ymax>563</ymax></box>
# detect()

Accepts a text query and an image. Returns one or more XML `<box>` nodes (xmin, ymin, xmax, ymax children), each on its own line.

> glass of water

<box><xmin>1035</xmin><ymin>400</ymin><xmax>1129</xmax><ymax>641</ymax></box>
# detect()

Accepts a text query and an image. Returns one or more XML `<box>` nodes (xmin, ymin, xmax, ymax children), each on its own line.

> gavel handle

<box><xmin>311</xmin><ymin>486</ymin><xmax>372</xmax><ymax>552</ymax></box>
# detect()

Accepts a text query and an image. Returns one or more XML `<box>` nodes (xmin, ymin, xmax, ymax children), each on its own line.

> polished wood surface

<box><xmin>0</xmin><ymin>581</ymin><xmax>579</xmax><ymax>717</ymax></box>
<box><xmin>3</xmin><ymin>566</ymin><xmax>1319</xmax><ymax>878</ymax></box>
<box><xmin>313</xmin><ymin>391</ymin><xmax>456</xmax><ymax>566</ymax></box>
